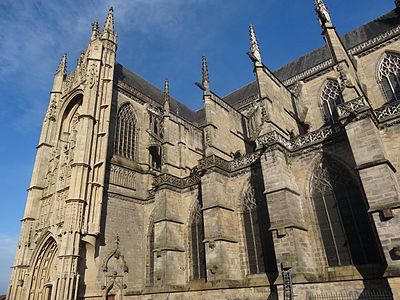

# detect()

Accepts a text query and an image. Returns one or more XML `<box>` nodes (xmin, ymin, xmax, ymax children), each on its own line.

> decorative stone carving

<box><xmin>46</xmin><ymin>98</ymin><xmax>57</xmax><ymax>121</ymax></box>
<box><xmin>282</xmin><ymin>268</ymin><xmax>293</xmax><ymax>300</ymax></box>
<box><xmin>88</xmin><ymin>62</ymin><xmax>98</xmax><ymax>88</ymax></box>
<box><xmin>153</xmin><ymin>172</ymin><xmax>201</xmax><ymax>189</ymax></box>
<box><xmin>109</xmin><ymin>164</ymin><xmax>136</xmax><ymax>190</ymax></box>
<box><xmin>101</xmin><ymin>235</ymin><xmax>128</xmax><ymax>274</ymax></box>
<box><xmin>63</xmin><ymin>53</ymin><xmax>88</xmax><ymax>94</ymax></box>
<box><xmin>336</xmin><ymin>96</ymin><xmax>370</xmax><ymax>118</ymax></box>
<box><xmin>257</xmin><ymin>125</ymin><xmax>343</xmax><ymax>152</ymax></box>
<box><xmin>374</xmin><ymin>100</ymin><xmax>400</xmax><ymax>121</ymax></box>
<box><xmin>230</xmin><ymin>152</ymin><xmax>261</xmax><ymax>171</ymax></box>
<box><xmin>198</xmin><ymin>155</ymin><xmax>231</xmax><ymax>172</ymax></box>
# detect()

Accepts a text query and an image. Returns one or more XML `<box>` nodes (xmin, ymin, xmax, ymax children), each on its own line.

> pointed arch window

<box><xmin>242</xmin><ymin>182</ymin><xmax>266</xmax><ymax>274</ymax></box>
<box><xmin>320</xmin><ymin>80</ymin><xmax>344</xmax><ymax>124</ymax></box>
<box><xmin>311</xmin><ymin>158</ymin><xmax>382</xmax><ymax>267</ymax></box>
<box><xmin>190</xmin><ymin>201</ymin><xmax>206</xmax><ymax>280</ymax></box>
<box><xmin>378</xmin><ymin>52</ymin><xmax>400</xmax><ymax>102</ymax></box>
<box><xmin>115</xmin><ymin>104</ymin><xmax>136</xmax><ymax>160</ymax></box>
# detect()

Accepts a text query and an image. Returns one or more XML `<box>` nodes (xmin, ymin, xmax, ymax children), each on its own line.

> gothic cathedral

<box><xmin>7</xmin><ymin>1</ymin><xmax>400</xmax><ymax>299</ymax></box>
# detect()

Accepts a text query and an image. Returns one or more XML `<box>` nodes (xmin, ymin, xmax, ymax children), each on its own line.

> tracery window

<box><xmin>320</xmin><ymin>80</ymin><xmax>344</xmax><ymax>124</ymax></box>
<box><xmin>115</xmin><ymin>104</ymin><xmax>136</xmax><ymax>160</ymax></box>
<box><xmin>311</xmin><ymin>158</ymin><xmax>382</xmax><ymax>267</ymax></box>
<box><xmin>190</xmin><ymin>201</ymin><xmax>206</xmax><ymax>280</ymax></box>
<box><xmin>378</xmin><ymin>52</ymin><xmax>400</xmax><ymax>102</ymax></box>
<box><xmin>242</xmin><ymin>182</ymin><xmax>266</xmax><ymax>274</ymax></box>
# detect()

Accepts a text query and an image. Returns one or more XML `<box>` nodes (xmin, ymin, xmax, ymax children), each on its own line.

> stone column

<box><xmin>260</xmin><ymin>148</ymin><xmax>316</xmax><ymax>282</ymax></box>
<box><xmin>345</xmin><ymin>116</ymin><xmax>400</xmax><ymax>275</ymax></box>
<box><xmin>201</xmin><ymin>169</ymin><xmax>241</xmax><ymax>281</ymax></box>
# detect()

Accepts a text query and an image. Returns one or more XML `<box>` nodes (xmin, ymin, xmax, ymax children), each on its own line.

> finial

<box><xmin>249</xmin><ymin>25</ymin><xmax>262</xmax><ymax>63</ymax></box>
<box><xmin>91</xmin><ymin>20</ymin><xmax>100</xmax><ymax>40</ymax></box>
<box><xmin>164</xmin><ymin>78</ymin><xmax>170</xmax><ymax>112</ymax></box>
<box><xmin>56</xmin><ymin>53</ymin><xmax>67</xmax><ymax>77</ymax></box>
<box><xmin>164</xmin><ymin>78</ymin><xmax>170</xmax><ymax>102</ymax></box>
<box><xmin>103</xmin><ymin>7</ymin><xmax>115</xmax><ymax>36</ymax></box>
<box><xmin>202</xmin><ymin>55</ymin><xmax>209</xmax><ymax>91</ymax></box>
<box><xmin>315</xmin><ymin>0</ymin><xmax>333</xmax><ymax>28</ymax></box>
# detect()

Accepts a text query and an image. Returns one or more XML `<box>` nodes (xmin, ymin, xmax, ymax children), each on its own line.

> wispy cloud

<box><xmin>0</xmin><ymin>0</ymin><xmax>218</xmax><ymax>132</ymax></box>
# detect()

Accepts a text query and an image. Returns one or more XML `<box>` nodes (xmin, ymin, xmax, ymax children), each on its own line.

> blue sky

<box><xmin>0</xmin><ymin>0</ymin><xmax>394</xmax><ymax>294</ymax></box>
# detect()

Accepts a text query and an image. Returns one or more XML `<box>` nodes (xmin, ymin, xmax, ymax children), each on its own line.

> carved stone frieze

<box><xmin>199</xmin><ymin>152</ymin><xmax>261</xmax><ymax>173</ymax></box>
<box><xmin>336</xmin><ymin>97</ymin><xmax>370</xmax><ymax>118</ymax></box>
<box><xmin>257</xmin><ymin>125</ymin><xmax>343</xmax><ymax>152</ymax></box>
<box><xmin>153</xmin><ymin>172</ymin><xmax>201</xmax><ymax>189</ymax></box>
<box><xmin>109</xmin><ymin>164</ymin><xmax>136</xmax><ymax>190</ymax></box>
<box><xmin>230</xmin><ymin>152</ymin><xmax>261</xmax><ymax>171</ymax></box>
<box><xmin>256</xmin><ymin>130</ymin><xmax>293</xmax><ymax>150</ymax></box>
<box><xmin>198</xmin><ymin>155</ymin><xmax>231</xmax><ymax>172</ymax></box>
<box><xmin>374</xmin><ymin>100</ymin><xmax>400</xmax><ymax>121</ymax></box>
<box><xmin>291</xmin><ymin>125</ymin><xmax>342</xmax><ymax>150</ymax></box>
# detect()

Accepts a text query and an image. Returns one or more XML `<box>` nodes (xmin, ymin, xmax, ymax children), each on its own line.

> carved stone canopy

<box><xmin>101</xmin><ymin>235</ymin><xmax>128</xmax><ymax>274</ymax></box>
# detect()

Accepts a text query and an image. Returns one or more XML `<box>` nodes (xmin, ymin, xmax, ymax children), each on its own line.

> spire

<box><xmin>164</xmin><ymin>78</ymin><xmax>170</xmax><ymax>112</ymax></box>
<box><xmin>104</xmin><ymin>7</ymin><xmax>114</xmax><ymax>32</ymax></box>
<box><xmin>248</xmin><ymin>25</ymin><xmax>262</xmax><ymax>63</ymax></box>
<box><xmin>202</xmin><ymin>55</ymin><xmax>210</xmax><ymax>92</ymax></box>
<box><xmin>55</xmin><ymin>53</ymin><xmax>67</xmax><ymax>77</ymax></box>
<box><xmin>315</xmin><ymin>0</ymin><xmax>333</xmax><ymax>28</ymax></box>
<box><xmin>102</xmin><ymin>7</ymin><xmax>115</xmax><ymax>41</ymax></box>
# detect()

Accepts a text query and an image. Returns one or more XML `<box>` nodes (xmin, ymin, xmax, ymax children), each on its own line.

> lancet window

<box><xmin>190</xmin><ymin>201</ymin><xmax>206</xmax><ymax>280</ymax></box>
<box><xmin>241</xmin><ymin>182</ymin><xmax>266</xmax><ymax>274</ymax></box>
<box><xmin>378</xmin><ymin>52</ymin><xmax>400</xmax><ymax>102</ymax></box>
<box><xmin>115</xmin><ymin>104</ymin><xmax>136</xmax><ymax>160</ymax></box>
<box><xmin>320</xmin><ymin>80</ymin><xmax>344</xmax><ymax>124</ymax></box>
<box><xmin>311</xmin><ymin>158</ymin><xmax>382</xmax><ymax>267</ymax></box>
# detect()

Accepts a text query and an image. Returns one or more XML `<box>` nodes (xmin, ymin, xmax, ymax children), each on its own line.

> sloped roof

<box><xmin>224</xmin><ymin>8</ymin><xmax>400</xmax><ymax>107</ymax></box>
<box><xmin>114</xmin><ymin>8</ymin><xmax>400</xmax><ymax>123</ymax></box>
<box><xmin>114</xmin><ymin>63</ymin><xmax>197</xmax><ymax>122</ymax></box>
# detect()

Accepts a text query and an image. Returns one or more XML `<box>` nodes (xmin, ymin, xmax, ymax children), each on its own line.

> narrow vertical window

<box><xmin>379</xmin><ymin>53</ymin><xmax>400</xmax><ymax>102</ymax></box>
<box><xmin>320</xmin><ymin>80</ymin><xmax>344</xmax><ymax>124</ymax></box>
<box><xmin>242</xmin><ymin>182</ymin><xmax>265</xmax><ymax>274</ymax></box>
<box><xmin>312</xmin><ymin>158</ymin><xmax>382</xmax><ymax>267</ymax></box>
<box><xmin>190</xmin><ymin>202</ymin><xmax>206</xmax><ymax>280</ymax></box>
<box><xmin>115</xmin><ymin>104</ymin><xmax>136</xmax><ymax>160</ymax></box>
<box><xmin>148</xmin><ymin>221</ymin><xmax>155</xmax><ymax>285</ymax></box>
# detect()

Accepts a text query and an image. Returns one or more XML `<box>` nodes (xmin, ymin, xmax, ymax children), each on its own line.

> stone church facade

<box><xmin>7</xmin><ymin>1</ymin><xmax>400</xmax><ymax>299</ymax></box>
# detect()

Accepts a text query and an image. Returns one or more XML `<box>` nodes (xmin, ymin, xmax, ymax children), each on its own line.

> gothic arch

<box><xmin>239</xmin><ymin>179</ymin><xmax>265</xmax><ymax>275</ymax></box>
<box><xmin>56</xmin><ymin>92</ymin><xmax>83</xmax><ymax>140</ymax></box>
<box><xmin>377</xmin><ymin>51</ymin><xmax>400</xmax><ymax>103</ymax></box>
<box><xmin>309</xmin><ymin>155</ymin><xmax>382</xmax><ymax>267</ymax></box>
<box><xmin>187</xmin><ymin>193</ymin><xmax>206</xmax><ymax>281</ymax></box>
<box><xmin>319</xmin><ymin>79</ymin><xmax>344</xmax><ymax>124</ymax></box>
<box><xmin>114</xmin><ymin>103</ymin><xmax>137</xmax><ymax>160</ymax></box>
<box><xmin>28</xmin><ymin>236</ymin><xmax>58</xmax><ymax>300</ymax></box>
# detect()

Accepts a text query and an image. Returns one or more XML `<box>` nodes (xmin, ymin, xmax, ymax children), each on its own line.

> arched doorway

<box><xmin>29</xmin><ymin>237</ymin><xmax>58</xmax><ymax>300</ymax></box>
